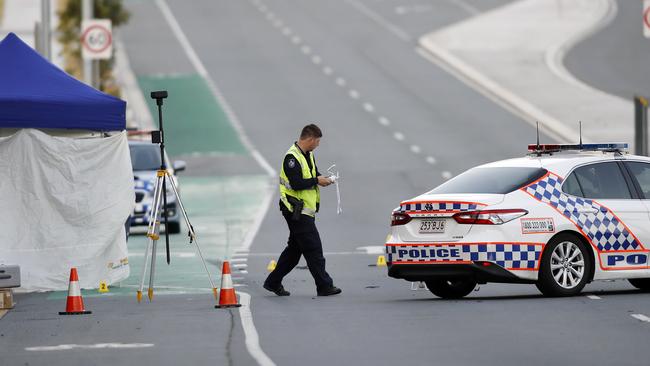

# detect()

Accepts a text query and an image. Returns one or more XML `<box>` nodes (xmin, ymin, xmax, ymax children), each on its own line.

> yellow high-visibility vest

<box><xmin>279</xmin><ymin>144</ymin><xmax>320</xmax><ymax>217</ymax></box>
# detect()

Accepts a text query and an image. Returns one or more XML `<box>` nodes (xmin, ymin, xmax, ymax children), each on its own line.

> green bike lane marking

<box><xmin>47</xmin><ymin>72</ymin><xmax>269</xmax><ymax>300</ymax></box>
<box><xmin>137</xmin><ymin>74</ymin><xmax>247</xmax><ymax>156</ymax></box>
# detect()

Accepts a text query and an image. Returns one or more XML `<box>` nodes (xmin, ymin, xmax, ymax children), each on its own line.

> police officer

<box><xmin>263</xmin><ymin>124</ymin><xmax>342</xmax><ymax>296</ymax></box>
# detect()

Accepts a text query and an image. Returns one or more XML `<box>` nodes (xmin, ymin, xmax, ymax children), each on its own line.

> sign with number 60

<box><xmin>81</xmin><ymin>19</ymin><xmax>113</xmax><ymax>60</ymax></box>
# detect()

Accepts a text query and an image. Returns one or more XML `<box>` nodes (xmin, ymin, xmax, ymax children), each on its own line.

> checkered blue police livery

<box><xmin>134</xmin><ymin>179</ymin><xmax>155</xmax><ymax>192</ymax></box>
<box><xmin>386</xmin><ymin>244</ymin><xmax>541</xmax><ymax>270</ymax></box>
<box><xmin>523</xmin><ymin>173</ymin><xmax>643</xmax><ymax>251</ymax></box>
<box><xmin>400</xmin><ymin>202</ymin><xmax>484</xmax><ymax>213</ymax></box>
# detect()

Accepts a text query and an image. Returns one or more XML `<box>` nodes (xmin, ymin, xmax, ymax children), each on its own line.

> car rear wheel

<box><xmin>628</xmin><ymin>278</ymin><xmax>650</xmax><ymax>291</ymax></box>
<box><xmin>425</xmin><ymin>279</ymin><xmax>476</xmax><ymax>299</ymax></box>
<box><xmin>536</xmin><ymin>234</ymin><xmax>591</xmax><ymax>297</ymax></box>
<box><xmin>166</xmin><ymin>221</ymin><xmax>181</xmax><ymax>234</ymax></box>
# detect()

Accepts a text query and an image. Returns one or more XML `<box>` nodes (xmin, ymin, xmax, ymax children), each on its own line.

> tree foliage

<box><xmin>57</xmin><ymin>0</ymin><xmax>130</xmax><ymax>95</ymax></box>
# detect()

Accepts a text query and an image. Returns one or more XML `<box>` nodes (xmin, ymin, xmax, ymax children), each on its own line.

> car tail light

<box><xmin>452</xmin><ymin>209</ymin><xmax>528</xmax><ymax>225</ymax></box>
<box><xmin>391</xmin><ymin>212</ymin><xmax>412</xmax><ymax>226</ymax></box>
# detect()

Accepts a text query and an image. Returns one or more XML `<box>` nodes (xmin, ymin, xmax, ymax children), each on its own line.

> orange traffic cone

<box><xmin>59</xmin><ymin>268</ymin><xmax>92</xmax><ymax>315</ymax></box>
<box><xmin>215</xmin><ymin>261</ymin><xmax>241</xmax><ymax>308</ymax></box>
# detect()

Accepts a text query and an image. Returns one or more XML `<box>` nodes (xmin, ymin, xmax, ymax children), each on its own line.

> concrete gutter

<box><xmin>418</xmin><ymin>0</ymin><xmax>633</xmax><ymax>145</ymax></box>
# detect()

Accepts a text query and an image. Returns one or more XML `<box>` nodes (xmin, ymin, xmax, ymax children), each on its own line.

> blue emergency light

<box><xmin>527</xmin><ymin>143</ymin><xmax>628</xmax><ymax>154</ymax></box>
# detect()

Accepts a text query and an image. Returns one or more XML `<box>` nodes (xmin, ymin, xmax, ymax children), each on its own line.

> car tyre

<box><xmin>166</xmin><ymin>221</ymin><xmax>181</xmax><ymax>234</ymax></box>
<box><xmin>536</xmin><ymin>233</ymin><xmax>592</xmax><ymax>297</ymax></box>
<box><xmin>425</xmin><ymin>279</ymin><xmax>476</xmax><ymax>299</ymax></box>
<box><xmin>628</xmin><ymin>278</ymin><xmax>650</xmax><ymax>291</ymax></box>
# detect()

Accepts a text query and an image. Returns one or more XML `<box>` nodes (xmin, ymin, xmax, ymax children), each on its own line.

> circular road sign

<box><xmin>81</xmin><ymin>24</ymin><xmax>112</xmax><ymax>54</ymax></box>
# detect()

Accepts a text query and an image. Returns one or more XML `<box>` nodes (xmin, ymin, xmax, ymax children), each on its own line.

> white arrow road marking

<box><xmin>26</xmin><ymin>343</ymin><xmax>155</xmax><ymax>351</ymax></box>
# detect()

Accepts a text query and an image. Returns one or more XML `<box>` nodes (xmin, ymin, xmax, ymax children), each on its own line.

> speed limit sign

<box><xmin>81</xmin><ymin>19</ymin><xmax>112</xmax><ymax>60</ymax></box>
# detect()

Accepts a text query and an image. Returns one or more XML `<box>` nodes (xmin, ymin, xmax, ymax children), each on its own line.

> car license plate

<box><xmin>419</xmin><ymin>219</ymin><xmax>445</xmax><ymax>233</ymax></box>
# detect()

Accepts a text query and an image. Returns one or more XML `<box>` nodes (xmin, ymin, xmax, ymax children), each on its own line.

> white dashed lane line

<box><xmin>631</xmin><ymin>314</ymin><xmax>650</xmax><ymax>323</ymax></box>
<box><xmin>586</xmin><ymin>294</ymin><xmax>601</xmax><ymax>300</ymax></box>
<box><xmin>254</xmin><ymin>0</ymin><xmax>451</xmax><ymax>178</ymax></box>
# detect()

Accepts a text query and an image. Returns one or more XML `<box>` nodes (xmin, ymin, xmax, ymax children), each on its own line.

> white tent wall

<box><xmin>0</xmin><ymin>129</ymin><xmax>135</xmax><ymax>291</ymax></box>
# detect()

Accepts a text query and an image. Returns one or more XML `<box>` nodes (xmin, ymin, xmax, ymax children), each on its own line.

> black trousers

<box><xmin>264</xmin><ymin>211</ymin><xmax>334</xmax><ymax>290</ymax></box>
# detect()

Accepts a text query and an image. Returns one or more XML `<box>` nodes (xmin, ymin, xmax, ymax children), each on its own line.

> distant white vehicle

<box><xmin>128</xmin><ymin>140</ymin><xmax>186</xmax><ymax>234</ymax></box>
<box><xmin>386</xmin><ymin>144</ymin><xmax>650</xmax><ymax>298</ymax></box>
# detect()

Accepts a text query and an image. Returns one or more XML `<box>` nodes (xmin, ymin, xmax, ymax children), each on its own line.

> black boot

<box><xmin>263</xmin><ymin>283</ymin><xmax>290</xmax><ymax>296</ymax></box>
<box><xmin>317</xmin><ymin>286</ymin><xmax>342</xmax><ymax>296</ymax></box>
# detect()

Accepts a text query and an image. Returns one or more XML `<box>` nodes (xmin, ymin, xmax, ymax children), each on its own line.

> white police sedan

<box><xmin>386</xmin><ymin>144</ymin><xmax>650</xmax><ymax>298</ymax></box>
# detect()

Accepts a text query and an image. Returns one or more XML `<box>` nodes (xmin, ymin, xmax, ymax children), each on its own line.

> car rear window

<box><xmin>428</xmin><ymin>167</ymin><xmax>548</xmax><ymax>194</ymax></box>
<box><xmin>130</xmin><ymin>145</ymin><xmax>162</xmax><ymax>171</ymax></box>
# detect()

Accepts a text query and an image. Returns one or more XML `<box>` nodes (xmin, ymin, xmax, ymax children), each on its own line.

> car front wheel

<box><xmin>425</xmin><ymin>279</ymin><xmax>476</xmax><ymax>299</ymax></box>
<box><xmin>536</xmin><ymin>234</ymin><xmax>592</xmax><ymax>297</ymax></box>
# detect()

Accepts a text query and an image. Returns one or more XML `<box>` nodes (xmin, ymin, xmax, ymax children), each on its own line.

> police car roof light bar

<box><xmin>527</xmin><ymin>143</ymin><xmax>629</xmax><ymax>154</ymax></box>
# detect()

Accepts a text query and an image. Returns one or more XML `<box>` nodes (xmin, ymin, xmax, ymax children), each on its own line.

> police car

<box><xmin>128</xmin><ymin>140</ymin><xmax>185</xmax><ymax>234</ymax></box>
<box><xmin>386</xmin><ymin>143</ymin><xmax>650</xmax><ymax>298</ymax></box>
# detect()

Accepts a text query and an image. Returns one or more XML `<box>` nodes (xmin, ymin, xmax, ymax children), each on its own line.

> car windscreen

<box><xmin>428</xmin><ymin>167</ymin><xmax>548</xmax><ymax>194</ymax></box>
<box><xmin>130</xmin><ymin>145</ymin><xmax>162</xmax><ymax>171</ymax></box>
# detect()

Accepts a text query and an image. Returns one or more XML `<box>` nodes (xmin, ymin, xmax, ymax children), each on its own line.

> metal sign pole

<box><xmin>82</xmin><ymin>0</ymin><xmax>93</xmax><ymax>86</ymax></box>
<box><xmin>634</xmin><ymin>96</ymin><xmax>649</xmax><ymax>156</ymax></box>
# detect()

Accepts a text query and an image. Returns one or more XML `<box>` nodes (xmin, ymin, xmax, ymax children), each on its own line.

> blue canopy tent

<box><xmin>0</xmin><ymin>32</ymin><xmax>125</xmax><ymax>131</ymax></box>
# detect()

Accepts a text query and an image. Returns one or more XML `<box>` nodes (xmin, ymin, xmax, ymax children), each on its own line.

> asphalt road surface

<box><xmin>5</xmin><ymin>0</ymin><xmax>650</xmax><ymax>365</ymax></box>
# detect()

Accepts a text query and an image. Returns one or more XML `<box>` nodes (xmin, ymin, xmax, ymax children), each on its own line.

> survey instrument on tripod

<box><xmin>136</xmin><ymin>90</ymin><xmax>218</xmax><ymax>303</ymax></box>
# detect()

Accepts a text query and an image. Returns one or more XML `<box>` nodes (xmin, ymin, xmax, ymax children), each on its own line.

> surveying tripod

<box><xmin>136</xmin><ymin>90</ymin><xmax>217</xmax><ymax>302</ymax></box>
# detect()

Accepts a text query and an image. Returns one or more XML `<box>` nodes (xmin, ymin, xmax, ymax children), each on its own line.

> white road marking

<box><xmin>291</xmin><ymin>36</ymin><xmax>301</xmax><ymax>44</ymax></box>
<box><xmin>234</xmin><ymin>264</ymin><xmax>248</xmax><ymax>269</ymax></box>
<box><xmin>393</xmin><ymin>132</ymin><xmax>405</xmax><ymax>141</ymax></box>
<box><xmin>231</xmin><ymin>258</ymin><xmax>248</xmax><ymax>263</ymax></box>
<box><xmin>395</xmin><ymin>5</ymin><xmax>432</xmax><ymax>15</ymax></box>
<box><xmin>410</xmin><ymin>145</ymin><xmax>421</xmax><ymax>154</ymax></box>
<box><xmin>265</xmin><ymin>13</ymin><xmax>275</xmax><ymax>21</ymax></box>
<box><xmin>426</xmin><ymin>156</ymin><xmax>437</xmax><ymax>164</ymax></box>
<box><xmin>586</xmin><ymin>294</ymin><xmax>601</xmax><ymax>300</ymax></box>
<box><xmin>442</xmin><ymin>171</ymin><xmax>453</xmax><ymax>179</ymax></box>
<box><xmin>631</xmin><ymin>314</ymin><xmax>650</xmax><ymax>323</ymax></box>
<box><xmin>238</xmin><ymin>270</ymin><xmax>249</xmax><ymax>274</ymax></box>
<box><xmin>282</xmin><ymin>27</ymin><xmax>292</xmax><ymax>36</ymax></box>
<box><xmin>363</xmin><ymin>102</ymin><xmax>375</xmax><ymax>112</ymax></box>
<box><xmin>336</xmin><ymin>77</ymin><xmax>347</xmax><ymax>87</ymax></box>
<box><xmin>345</xmin><ymin>0</ymin><xmax>411</xmax><ymax>42</ymax></box>
<box><xmin>26</xmin><ymin>343</ymin><xmax>155</xmax><ymax>351</ymax></box>
<box><xmin>323</xmin><ymin>66</ymin><xmax>333</xmax><ymax>75</ymax></box>
<box><xmin>415</xmin><ymin>46</ymin><xmax>574</xmax><ymax>144</ymax></box>
<box><xmin>378</xmin><ymin>116</ymin><xmax>390</xmax><ymax>126</ymax></box>
<box><xmin>157</xmin><ymin>0</ymin><xmax>276</xmax><ymax>177</ymax></box>
<box><xmin>356</xmin><ymin>246</ymin><xmax>385</xmax><ymax>255</ymax></box>
<box><xmin>272</xmin><ymin>20</ymin><xmax>283</xmax><ymax>28</ymax></box>
<box><xmin>238</xmin><ymin>292</ymin><xmax>277</xmax><ymax>366</ymax></box>
<box><xmin>445</xmin><ymin>0</ymin><xmax>480</xmax><ymax>15</ymax></box>
<box><xmin>178</xmin><ymin>252</ymin><xmax>196</xmax><ymax>258</ymax></box>
<box><xmin>311</xmin><ymin>55</ymin><xmax>322</xmax><ymax>64</ymax></box>
<box><xmin>349</xmin><ymin>89</ymin><xmax>360</xmax><ymax>99</ymax></box>
<box><xmin>301</xmin><ymin>45</ymin><xmax>311</xmax><ymax>54</ymax></box>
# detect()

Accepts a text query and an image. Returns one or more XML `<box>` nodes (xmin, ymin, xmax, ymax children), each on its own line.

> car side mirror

<box><xmin>172</xmin><ymin>160</ymin><xmax>186</xmax><ymax>174</ymax></box>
